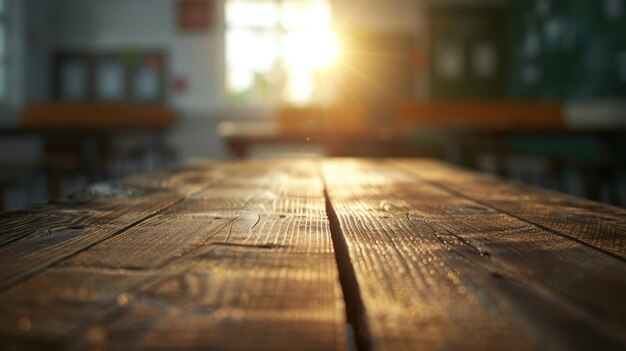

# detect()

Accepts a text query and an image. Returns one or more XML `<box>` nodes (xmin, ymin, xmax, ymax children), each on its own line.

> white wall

<box><xmin>334</xmin><ymin>0</ymin><xmax>423</xmax><ymax>33</ymax></box>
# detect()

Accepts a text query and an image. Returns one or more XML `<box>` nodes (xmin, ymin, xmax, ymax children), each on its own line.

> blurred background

<box><xmin>0</xmin><ymin>0</ymin><xmax>625</xmax><ymax>210</ymax></box>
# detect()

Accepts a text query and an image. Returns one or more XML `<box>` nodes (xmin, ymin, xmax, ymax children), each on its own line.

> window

<box><xmin>0</xmin><ymin>0</ymin><xmax>7</xmax><ymax>102</ymax></box>
<box><xmin>225</xmin><ymin>0</ymin><xmax>340</xmax><ymax>105</ymax></box>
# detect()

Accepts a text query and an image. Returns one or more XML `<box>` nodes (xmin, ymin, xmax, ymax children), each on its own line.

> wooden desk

<box><xmin>225</xmin><ymin>133</ymin><xmax>415</xmax><ymax>158</ymax></box>
<box><xmin>17</xmin><ymin>102</ymin><xmax>179</xmax><ymax>194</ymax></box>
<box><xmin>0</xmin><ymin>159</ymin><xmax>625</xmax><ymax>350</ymax></box>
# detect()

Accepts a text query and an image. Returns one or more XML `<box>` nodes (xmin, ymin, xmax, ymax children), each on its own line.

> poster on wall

<box><xmin>178</xmin><ymin>0</ymin><xmax>213</xmax><ymax>32</ymax></box>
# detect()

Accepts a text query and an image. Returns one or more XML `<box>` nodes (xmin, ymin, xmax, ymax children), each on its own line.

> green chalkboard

<box><xmin>509</xmin><ymin>0</ymin><xmax>626</xmax><ymax>98</ymax></box>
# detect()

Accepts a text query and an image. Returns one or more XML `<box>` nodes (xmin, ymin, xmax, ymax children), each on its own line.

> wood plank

<box><xmin>0</xmin><ymin>266</ymin><xmax>158</xmax><ymax>349</ymax></box>
<box><xmin>322</xmin><ymin>159</ymin><xmax>625</xmax><ymax>351</ymax></box>
<box><xmin>381</xmin><ymin>160</ymin><xmax>626</xmax><ymax>334</ymax></box>
<box><xmin>96</xmin><ymin>248</ymin><xmax>342</xmax><ymax>351</ymax></box>
<box><xmin>393</xmin><ymin>159</ymin><xmax>626</xmax><ymax>259</ymax></box>
<box><xmin>0</xmin><ymin>162</ymin><xmax>222</xmax><ymax>291</ymax></box>
<box><xmin>0</xmin><ymin>160</ymin><xmax>347</xmax><ymax>351</ymax></box>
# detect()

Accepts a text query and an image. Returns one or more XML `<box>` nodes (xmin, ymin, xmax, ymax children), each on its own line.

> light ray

<box><xmin>338</xmin><ymin>60</ymin><xmax>401</xmax><ymax>101</ymax></box>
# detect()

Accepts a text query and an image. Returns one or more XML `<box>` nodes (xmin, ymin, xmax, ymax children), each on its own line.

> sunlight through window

<box><xmin>226</xmin><ymin>0</ymin><xmax>339</xmax><ymax>105</ymax></box>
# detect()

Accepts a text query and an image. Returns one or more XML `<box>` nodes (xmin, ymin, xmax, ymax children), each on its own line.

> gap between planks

<box><xmin>66</xmin><ymin>160</ymin><xmax>362</xmax><ymax>351</ymax></box>
<box><xmin>51</xmin><ymin>160</ymin><xmax>349</xmax><ymax>351</ymax></box>
<box><xmin>321</xmin><ymin>167</ymin><xmax>373</xmax><ymax>351</ymax></box>
<box><xmin>324</xmin><ymin>160</ymin><xmax>623</xmax><ymax>349</ymax></box>
<box><xmin>2</xmin><ymin>159</ymin><xmax>624</xmax><ymax>350</ymax></box>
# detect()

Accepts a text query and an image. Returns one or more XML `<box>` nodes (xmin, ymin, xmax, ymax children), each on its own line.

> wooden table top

<box><xmin>0</xmin><ymin>158</ymin><xmax>625</xmax><ymax>350</ymax></box>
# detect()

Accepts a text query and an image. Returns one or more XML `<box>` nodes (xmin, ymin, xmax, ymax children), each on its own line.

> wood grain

<box><xmin>393</xmin><ymin>159</ymin><xmax>626</xmax><ymax>259</ymax></box>
<box><xmin>0</xmin><ymin>160</ymin><xmax>347</xmax><ymax>351</ymax></box>
<box><xmin>0</xmin><ymin>161</ymin><xmax>223</xmax><ymax>291</ymax></box>
<box><xmin>2</xmin><ymin>158</ymin><xmax>625</xmax><ymax>351</ymax></box>
<box><xmin>322</xmin><ymin>159</ymin><xmax>625</xmax><ymax>351</ymax></box>
<box><xmin>384</xmin><ymin>160</ymin><xmax>626</xmax><ymax>334</ymax></box>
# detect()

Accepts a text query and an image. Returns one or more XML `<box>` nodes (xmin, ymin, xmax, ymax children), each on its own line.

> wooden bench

<box><xmin>0</xmin><ymin>158</ymin><xmax>624</xmax><ymax>350</ymax></box>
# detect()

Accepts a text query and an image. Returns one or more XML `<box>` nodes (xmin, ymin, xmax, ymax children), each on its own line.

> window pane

<box><xmin>280</xmin><ymin>0</ymin><xmax>331</xmax><ymax>29</ymax></box>
<box><xmin>0</xmin><ymin>0</ymin><xmax>5</xmax><ymax>16</ymax></box>
<box><xmin>284</xmin><ymin>69</ymin><xmax>314</xmax><ymax>105</ymax></box>
<box><xmin>227</xmin><ymin>29</ymin><xmax>279</xmax><ymax>72</ymax></box>
<box><xmin>226</xmin><ymin>0</ymin><xmax>278</xmax><ymax>28</ymax></box>
<box><xmin>227</xmin><ymin>29</ymin><xmax>279</xmax><ymax>94</ymax></box>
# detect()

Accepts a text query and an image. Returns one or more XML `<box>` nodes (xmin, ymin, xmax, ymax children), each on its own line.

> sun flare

<box><xmin>283</xmin><ymin>29</ymin><xmax>341</xmax><ymax>70</ymax></box>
